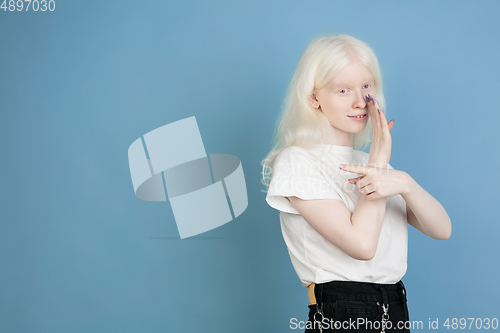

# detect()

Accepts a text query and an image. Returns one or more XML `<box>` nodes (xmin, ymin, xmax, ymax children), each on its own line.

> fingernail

<box><xmin>339</xmin><ymin>164</ymin><xmax>345</xmax><ymax>169</ymax></box>
<box><xmin>378</xmin><ymin>108</ymin><xmax>380</xmax><ymax>114</ymax></box>
<box><xmin>365</xmin><ymin>96</ymin><xmax>369</xmax><ymax>103</ymax></box>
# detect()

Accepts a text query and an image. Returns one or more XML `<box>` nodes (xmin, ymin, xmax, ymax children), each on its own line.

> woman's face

<box><xmin>310</xmin><ymin>60</ymin><xmax>375</xmax><ymax>146</ymax></box>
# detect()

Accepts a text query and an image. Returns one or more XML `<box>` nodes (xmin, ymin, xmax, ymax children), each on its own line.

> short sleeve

<box><xmin>265</xmin><ymin>147</ymin><xmax>343</xmax><ymax>214</ymax></box>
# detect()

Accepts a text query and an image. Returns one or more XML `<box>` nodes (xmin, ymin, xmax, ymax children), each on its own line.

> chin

<box><xmin>352</xmin><ymin>125</ymin><xmax>367</xmax><ymax>133</ymax></box>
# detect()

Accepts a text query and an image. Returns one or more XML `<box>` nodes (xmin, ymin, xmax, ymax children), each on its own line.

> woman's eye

<box><xmin>363</xmin><ymin>84</ymin><xmax>372</xmax><ymax>89</ymax></box>
<box><xmin>339</xmin><ymin>89</ymin><xmax>347</xmax><ymax>94</ymax></box>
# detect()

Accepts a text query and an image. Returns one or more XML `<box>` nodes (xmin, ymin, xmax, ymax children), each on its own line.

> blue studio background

<box><xmin>1</xmin><ymin>1</ymin><xmax>499</xmax><ymax>332</ymax></box>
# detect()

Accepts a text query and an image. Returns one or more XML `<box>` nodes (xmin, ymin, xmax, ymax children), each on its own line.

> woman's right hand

<box><xmin>366</xmin><ymin>94</ymin><xmax>394</xmax><ymax>168</ymax></box>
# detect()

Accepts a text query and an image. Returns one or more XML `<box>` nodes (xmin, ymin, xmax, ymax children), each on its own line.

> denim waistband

<box><xmin>311</xmin><ymin>280</ymin><xmax>408</xmax><ymax>305</ymax></box>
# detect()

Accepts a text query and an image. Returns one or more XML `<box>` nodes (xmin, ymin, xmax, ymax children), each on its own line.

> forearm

<box><xmin>402</xmin><ymin>173</ymin><xmax>452</xmax><ymax>239</ymax></box>
<box><xmin>351</xmin><ymin>194</ymin><xmax>386</xmax><ymax>258</ymax></box>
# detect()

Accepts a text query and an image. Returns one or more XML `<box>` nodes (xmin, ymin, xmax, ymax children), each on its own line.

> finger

<box><xmin>377</xmin><ymin>106</ymin><xmax>392</xmax><ymax>137</ymax></box>
<box><xmin>348</xmin><ymin>176</ymin><xmax>364</xmax><ymax>184</ymax></box>
<box><xmin>371</xmin><ymin>96</ymin><xmax>385</xmax><ymax>132</ymax></box>
<box><xmin>356</xmin><ymin>176</ymin><xmax>371</xmax><ymax>190</ymax></box>
<box><xmin>371</xmin><ymin>97</ymin><xmax>391</xmax><ymax>137</ymax></box>
<box><xmin>366</xmin><ymin>192</ymin><xmax>380</xmax><ymax>201</ymax></box>
<box><xmin>365</xmin><ymin>94</ymin><xmax>376</xmax><ymax>123</ymax></box>
<box><xmin>366</xmin><ymin>94</ymin><xmax>380</xmax><ymax>128</ymax></box>
<box><xmin>339</xmin><ymin>164</ymin><xmax>371</xmax><ymax>174</ymax></box>
<box><xmin>359</xmin><ymin>182</ymin><xmax>375</xmax><ymax>194</ymax></box>
<box><xmin>388</xmin><ymin>119</ymin><xmax>395</xmax><ymax>131</ymax></box>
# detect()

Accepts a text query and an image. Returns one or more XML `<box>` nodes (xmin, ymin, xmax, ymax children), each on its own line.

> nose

<box><xmin>353</xmin><ymin>90</ymin><xmax>367</xmax><ymax>110</ymax></box>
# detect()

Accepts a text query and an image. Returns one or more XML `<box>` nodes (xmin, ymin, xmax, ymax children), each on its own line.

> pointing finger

<box><xmin>339</xmin><ymin>164</ymin><xmax>371</xmax><ymax>174</ymax></box>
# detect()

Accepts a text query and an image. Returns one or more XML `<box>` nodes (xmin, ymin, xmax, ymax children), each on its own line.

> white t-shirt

<box><xmin>265</xmin><ymin>144</ymin><xmax>408</xmax><ymax>288</ymax></box>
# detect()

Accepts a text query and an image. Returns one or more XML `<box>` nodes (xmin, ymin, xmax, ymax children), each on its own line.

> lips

<box><xmin>347</xmin><ymin>114</ymin><xmax>367</xmax><ymax>120</ymax></box>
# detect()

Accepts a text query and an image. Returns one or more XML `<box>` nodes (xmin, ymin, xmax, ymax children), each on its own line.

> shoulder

<box><xmin>272</xmin><ymin>146</ymin><xmax>325</xmax><ymax>178</ymax></box>
<box><xmin>277</xmin><ymin>145</ymin><xmax>315</xmax><ymax>156</ymax></box>
<box><xmin>275</xmin><ymin>146</ymin><xmax>319</xmax><ymax>165</ymax></box>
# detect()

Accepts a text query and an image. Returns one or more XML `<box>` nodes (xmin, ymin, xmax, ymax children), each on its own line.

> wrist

<box><xmin>367</xmin><ymin>160</ymin><xmax>389</xmax><ymax>169</ymax></box>
<box><xmin>401</xmin><ymin>172</ymin><xmax>416</xmax><ymax>197</ymax></box>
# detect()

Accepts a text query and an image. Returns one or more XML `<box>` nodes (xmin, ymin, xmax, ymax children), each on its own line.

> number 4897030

<box><xmin>1</xmin><ymin>0</ymin><xmax>55</xmax><ymax>11</ymax></box>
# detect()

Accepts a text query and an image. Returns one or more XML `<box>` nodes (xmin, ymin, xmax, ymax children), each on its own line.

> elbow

<box><xmin>433</xmin><ymin>218</ymin><xmax>452</xmax><ymax>240</ymax></box>
<box><xmin>354</xmin><ymin>253</ymin><xmax>376</xmax><ymax>261</ymax></box>
<box><xmin>434</xmin><ymin>226</ymin><xmax>452</xmax><ymax>240</ymax></box>
<box><xmin>350</xmin><ymin>243</ymin><xmax>377</xmax><ymax>261</ymax></box>
<box><xmin>440</xmin><ymin>227</ymin><xmax>452</xmax><ymax>240</ymax></box>
<box><xmin>338</xmin><ymin>241</ymin><xmax>376</xmax><ymax>261</ymax></box>
<box><xmin>355</xmin><ymin>250</ymin><xmax>376</xmax><ymax>261</ymax></box>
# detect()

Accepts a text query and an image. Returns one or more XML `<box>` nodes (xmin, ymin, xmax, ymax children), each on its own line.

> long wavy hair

<box><xmin>261</xmin><ymin>34</ymin><xmax>386</xmax><ymax>191</ymax></box>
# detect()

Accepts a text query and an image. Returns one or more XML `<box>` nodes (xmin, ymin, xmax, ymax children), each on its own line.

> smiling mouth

<box><xmin>347</xmin><ymin>114</ymin><xmax>367</xmax><ymax>120</ymax></box>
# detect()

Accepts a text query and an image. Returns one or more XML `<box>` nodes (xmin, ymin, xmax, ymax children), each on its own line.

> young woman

<box><xmin>262</xmin><ymin>35</ymin><xmax>451</xmax><ymax>333</ymax></box>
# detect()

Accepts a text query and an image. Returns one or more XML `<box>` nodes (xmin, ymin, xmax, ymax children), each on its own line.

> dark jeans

<box><xmin>305</xmin><ymin>280</ymin><xmax>411</xmax><ymax>333</ymax></box>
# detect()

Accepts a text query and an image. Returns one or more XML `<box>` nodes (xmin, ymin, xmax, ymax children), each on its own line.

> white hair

<box><xmin>262</xmin><ymin>34</ymin><xmax>386</xmax><ymax>190</ymax></box>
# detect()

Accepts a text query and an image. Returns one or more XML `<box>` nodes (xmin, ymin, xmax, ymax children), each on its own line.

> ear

<box><xmin>309</xmin><ymin>91</ymin><xmax>321</xmax><ymax>109</ymax></box>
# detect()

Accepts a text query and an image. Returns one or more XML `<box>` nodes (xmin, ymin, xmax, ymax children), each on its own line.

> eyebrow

<box><xmin>331</xmin><ymin>79</ymin><xmax>374</xmax><ymax>88</ymax></box>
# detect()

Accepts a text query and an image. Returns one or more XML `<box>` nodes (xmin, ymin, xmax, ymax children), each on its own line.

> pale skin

<box><xmin>287</xmin><ymin>59</ymin><xmax>451</xmax><ymax>261</ymax></box>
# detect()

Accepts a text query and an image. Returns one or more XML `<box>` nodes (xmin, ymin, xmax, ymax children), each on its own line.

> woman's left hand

<box><xmin>339</xmin><ymin>164</ymin><xmax>411</xmax><ymax>200</ymax></box>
